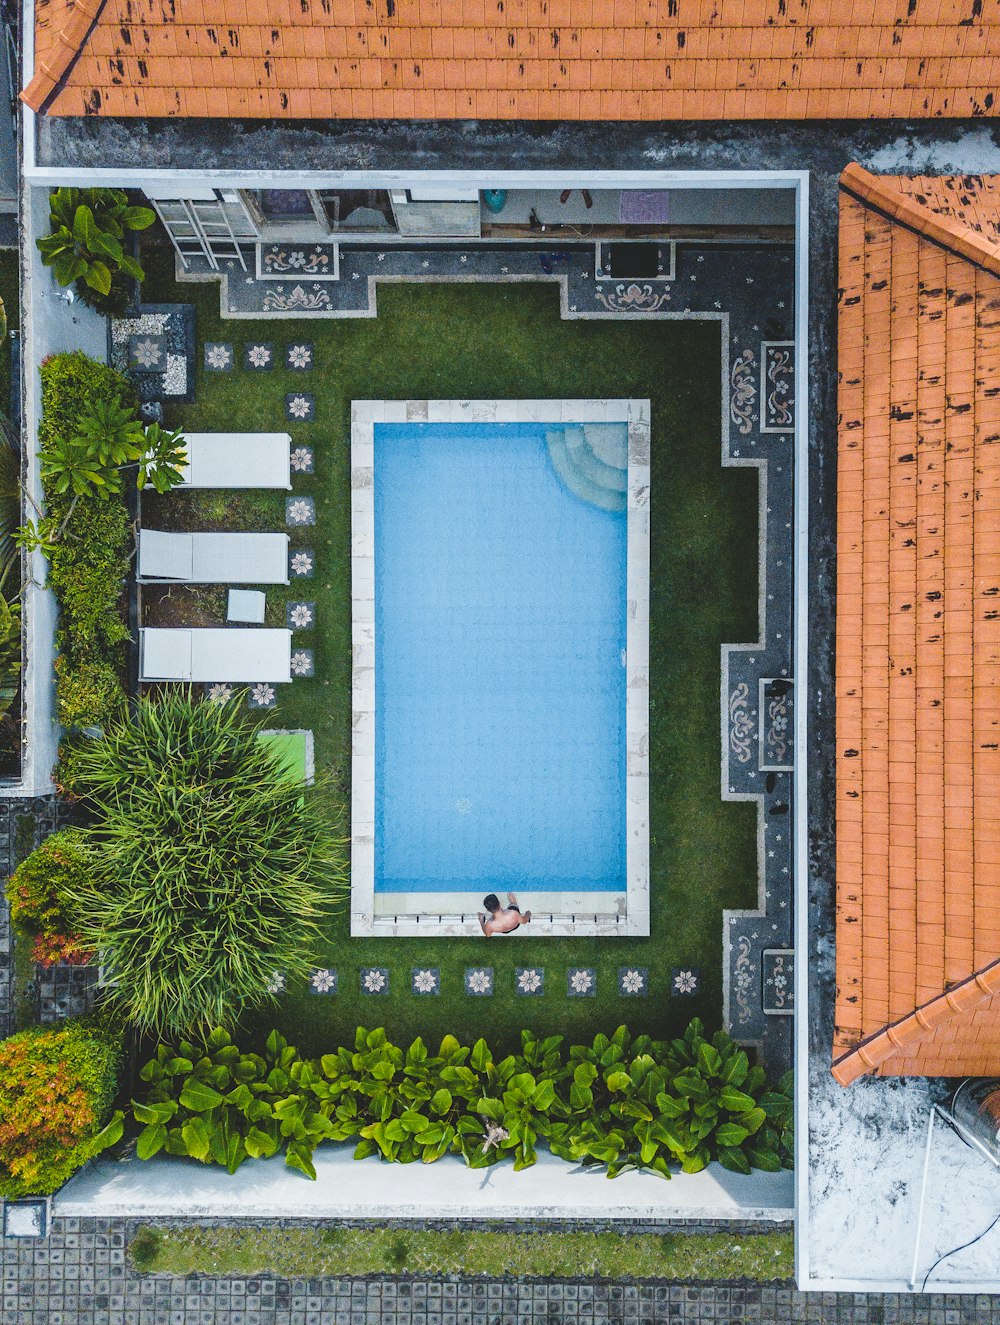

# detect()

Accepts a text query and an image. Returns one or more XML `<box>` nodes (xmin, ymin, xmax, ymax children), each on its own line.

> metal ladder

<box><xmin>150</xmin><ymin>193</ymin><xmax>247</xmax><ymax>273</ymax></box>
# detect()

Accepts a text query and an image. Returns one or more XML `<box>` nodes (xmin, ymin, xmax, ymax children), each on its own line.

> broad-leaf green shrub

<box><xmin>37</xmin><ymin>187</ymin><xmax>155</xmax><ymax>316</ymax></box>
<box><xmin>38</xmin><ymin>353</ymin><xmax>134</xmax><ymax>729</ymax></box>
<box><xmin>60</xmin><ymin>690</ymin><xmax>348</xmax><ymax>1038</ymax></box>
<box><xmin>5</xmin><ymin>828</ymin><xmax>96</xmax><ymax>967</ymax></box>
<box><xmin>133</xmin><ymin>1023</ymin><xmax>792</xmax><ymax>1182</ymax></box>
<box><xmin>0</xmin><ymin>1018</ymin><xmax>123</xmax><ymax>1197</ymax></box>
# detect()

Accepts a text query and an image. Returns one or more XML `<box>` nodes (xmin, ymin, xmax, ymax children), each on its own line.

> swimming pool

<box><xmin>351</xmin><ymin>401</ymin><xmax>649</xmax><ymax>937</ymax></box>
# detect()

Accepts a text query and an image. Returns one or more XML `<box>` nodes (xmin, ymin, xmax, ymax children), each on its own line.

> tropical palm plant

<box><xmin>58</xmin><ymin>691</ymin><xmax>348</xmax><ymax>1038</ymax></box>
<box><xmin>37</xmin><ymin>188</ymin><xmax>154</xmax><ymax>300</ymax></box>
<box><xmin>137</xmin><ymin>421</ymin><xmax>187</xmax><ymax>494</ymax></box>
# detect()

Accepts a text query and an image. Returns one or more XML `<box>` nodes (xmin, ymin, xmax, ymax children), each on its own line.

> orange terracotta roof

<box><xmin>20</xmin><ymin>0</ymin><xmax>1000</xmax><ymax>119</ymax></box>
<box><xmin>833</xmin><ymin>164</ymin><xmax>1000</xmax><ymax>1086</ymax></box>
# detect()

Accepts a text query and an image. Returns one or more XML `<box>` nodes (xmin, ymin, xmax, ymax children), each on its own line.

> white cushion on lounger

<box><xmin>139</xmin><ymin>629</ymin><xmax>292</xmax><ymax>682</ymax></box>
<box><xmin>139</xmin><ymin>531</ymin><xmax>289</xmax><ymax>584</ymax></box>
<box><xmin>176</xmin><ymin>434</ymin><xmax>292</xmax><ymax>489</ymax></box>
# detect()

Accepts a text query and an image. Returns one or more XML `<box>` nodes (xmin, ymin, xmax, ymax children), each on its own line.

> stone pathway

<box><xmin>3</xmin><ymin>1218</ymin><xmax>1000</xmax><ymax>1325</ymax></box>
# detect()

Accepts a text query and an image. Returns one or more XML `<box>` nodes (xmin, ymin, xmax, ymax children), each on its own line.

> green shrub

<box><xmin>61</xmin><ymin>690</ymin><xmax>348</xmax><ymax>1038</ymax></box>
<box><xmin>37</xmin><ymin>188</ymin><xmax>154</xmax><ymax>316</ymax></box>
<box><xmin>38</xmin><ymin>353</ymin><xmax>134</xmax><ymax>728</ymax></box>
<box><xmin>38</xmin><ymin>352</ymin><xmax>134</xmax><ymax>477</ymax></box>
<box><xmin>132</xmin><ymin>1023</ymin><xmax>793</xmax><ymax>1183</ymax></box>
<box><xmin>48</xmin><ymin>500</ymin><xmax>131</xmax><ymax>658</ymax></box>
<box><xmin>5</xmin><ymin>828</ymin><xmax>95</xmax><ymax>966</ymax></box>
<box><xmin>55</xmin><ymin>655</ymin><xmax>127</xmax><ymax>731</ymax></box>
<box><xmin>0</xmin><ymin>1019</ymin><xmax>123</xmax><ymax>1197</ymax></box>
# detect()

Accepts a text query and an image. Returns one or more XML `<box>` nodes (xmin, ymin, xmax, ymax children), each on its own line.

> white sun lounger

<box><xmin>138</xmin><ymin>530</ymin><xmax>289</xmax><ymax>584</ymax></box>
<box><xmin>171</xmin><ymin>433</ymin><xmax>292</xmax><ymax>490</ymax></box>
<box><xmin>139</xmin><ymin>628</ymin><xmax>292</xmax><ymax>683</ymax></box>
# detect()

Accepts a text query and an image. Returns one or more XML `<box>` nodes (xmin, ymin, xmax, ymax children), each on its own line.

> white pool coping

<box><xmin>350</xmin><ymin>399</ymin><xmax>650</xmax><ymax>938</ymax></box>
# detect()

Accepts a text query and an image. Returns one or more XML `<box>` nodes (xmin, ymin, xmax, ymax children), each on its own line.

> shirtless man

<box><xmin>478</xmin><ymin>892</ymin><xmax>532</xmax><ymax>935</ymax></box>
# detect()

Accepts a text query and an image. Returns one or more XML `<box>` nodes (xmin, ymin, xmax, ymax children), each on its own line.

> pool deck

<box><xmin>350</xmin><ymin>398</ymin><xmax>650</xmax><ymax>938</ymax></box>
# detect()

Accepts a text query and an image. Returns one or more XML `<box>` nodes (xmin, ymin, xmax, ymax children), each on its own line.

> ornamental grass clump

<box><xmin>0</xmin><ymin>1019</ymin><xmax>123</xmax><ymax>1197</ymax></box>
<box><xmin>59</xmin><ymin>690</ymin><xmax>348</xmax><ymax>1038</ymax></box>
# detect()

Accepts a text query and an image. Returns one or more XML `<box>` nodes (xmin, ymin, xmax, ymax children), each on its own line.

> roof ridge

<box><xmin>839</xmin><ymin>162</ymin><xmax>1000</xmax><ymax>278</ymax></box>
<box><xmin>832</xmin><ymin>957</ymin><xmax>1000</xmax><ymax>1086</ymax></box>
<box><xmin>21</xmin><ymin>0</ymin><xmax>106</xmax><ymax>114</ymax></box>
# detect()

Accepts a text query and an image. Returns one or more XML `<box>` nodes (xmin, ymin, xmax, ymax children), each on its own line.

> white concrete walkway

<box><xmin>57</xmin><ymin>1147</ymin><xmax>793</xmax><ymax>1221</ymax></box>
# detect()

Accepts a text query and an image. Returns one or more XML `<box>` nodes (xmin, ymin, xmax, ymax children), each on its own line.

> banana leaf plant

<box><xmin>37</xmin><ymin>188</ymin><xmax>154</xmax><ymax>298</ymax></box>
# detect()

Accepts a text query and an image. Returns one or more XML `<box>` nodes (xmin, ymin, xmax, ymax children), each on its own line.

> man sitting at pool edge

<box><xmin>479</xmin><ymin>893</ymin><xmax>532</xmax><ymax>935</ymax></box>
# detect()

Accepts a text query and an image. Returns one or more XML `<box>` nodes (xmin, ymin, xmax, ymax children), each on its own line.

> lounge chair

<box><xmin>170</xmin><ymin>433</ymin><xmax>292</xmax><ymax>490</ymax></box>
<box><xmin>139</xmin><ymin>628</ymin><xmax>292</xmax><ymax>683</ymax></box>
<box><xmin>138</xmin><ymin>530</ymin><xmax>289</xmax><ymax>584</ymax></box>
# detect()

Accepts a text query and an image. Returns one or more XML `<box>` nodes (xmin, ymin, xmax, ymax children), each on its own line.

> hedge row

<box><xmin>135</xmin><ymin>1021</ymin><xmax>793</xmax><ymax>1182</ymax></box>
<box><xmin>39</xmin><ymin>351</ymin><xmax>133</xmax><ymax>729</ymax></box>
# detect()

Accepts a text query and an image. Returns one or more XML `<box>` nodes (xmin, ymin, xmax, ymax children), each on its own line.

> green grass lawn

<box><xmin>140</xmin><ymin>243</ymin><xmax>758</xmax><ymax>1057</ymax></box>
<box><xmin>130</xmin><ymin>1223</ymin><xmax>793</xmax><ymax>1281</ymax></box>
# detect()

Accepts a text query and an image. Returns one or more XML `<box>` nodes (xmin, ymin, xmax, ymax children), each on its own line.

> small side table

<box><xmin>227</xmin><ymin>589</ymin><xmax>266</xmax><ymax>624</ymax></box>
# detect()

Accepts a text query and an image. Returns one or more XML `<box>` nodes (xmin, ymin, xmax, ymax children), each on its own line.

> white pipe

<box><xmin>909</xmin><ymin>1104</ymin><xmax>939</xmax><ymax>1289</ymax></box>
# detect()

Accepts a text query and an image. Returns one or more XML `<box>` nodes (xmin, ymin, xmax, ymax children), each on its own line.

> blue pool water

<box><xmin>374</xmin><ymin>421</ymin><xmax>626</xmax><ymax>894</ymax></box>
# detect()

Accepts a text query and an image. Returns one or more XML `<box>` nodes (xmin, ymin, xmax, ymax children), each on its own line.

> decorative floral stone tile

<box><xmin>129</xmin><ymin>334</ymin><xmax>167</xmax><ymax>371</ymax></box>
<box><xmin>245</xmin><ymin>341</ymin><xmax>274</xmax><ymax>371</ymax></box>
<box><xmin>290</xmin><ymin>445</ymin><xmax>314</xmax><ymax>475</ymax></box>
<box><xmin>248</xmin><ymin>682</ymin><xmax>277</xmax><ymax>710</ymax></box>
<box><xmin>361</xmin><ymin>966</ymin><xmax>389</xmax><ymax>995</ymax></box>
<box><xmin>286</xmin><ymin>495</ymin><xmax>316</xmax><ymax>527</ymax></box>
<box><xmin>266</xmin><ymin>970</ymin><xmax>286</xmax><ymax>995</ymax></box>
<box><xmin>515</xmin><ymin>967</ymin><xmax>544</xmax><ymax>996</ymax></box>
<box><xmin>287</xmin><ymin>601</ymin><xmax>315</xmax><ymax>630</ymax></box>
<box><xmin>290</xmin><ymin>649</ymin><xmax>314</xmax><ymax>678</ymax></box>
<box><xmin>289</xmin><ymin>548</ymin><xmax>315</xmax><ymax>579</ymax></box>
<box><xmin>411</xmin><ymin>967</ymin><xmax>440</xmax><ymax>996</ymax></box>
<box><xmin>309</xmin><ymin>968</ymin><xmax>337</xmax><ymax>996</ymax></box>
<box><xmin>464</xmin><ymin>967</ymin><xmax>493</xmax><ymax>996</ymax></box>
<box><xmin>204</xmin><ymin>682</ymin><xmax>234</xmax><ymax>704</ymax></box>
<box><xmin>567</xmin><ymin>967</ymin><xmax>596</xmax><ymax>998</ymax></box>
<box><xmin>286</xmin><ymin>392</ymin><xmax>315</xmax><ymax>422</ymax></box>
<box><xmin>671</xmin><ymin>966</ymin><xmax>701</xmax><ymax>998</ymax></box>
<box><xmin>618</xmin><ymin>967</ymin><xmax>649</xmax><ymax>997</ymax></box>
<box><xmin>286</xmin><ymin>342</ymin><xmax>314</xmax><ymax>371</ymax></box>
<box><xmin>204</xmin><ymin>342</ymin><xmax>234</xmax><ymax>372</ymax></box>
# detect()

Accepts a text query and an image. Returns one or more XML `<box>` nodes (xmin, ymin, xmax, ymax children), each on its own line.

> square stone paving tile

<box><xmin>290</xmin><ymin>548</ymin><xmax>315</xmax><ymax>579</ymax></box>
<box><xmin>290</xmin><ymin>648</ymin><xmax>315</xmax><ymax>678</ymax></box>
<box><xmin>291</xmin><ymin>445</ymin><xmax>315</xmax><ymax>475</ymax></box>
<box><xmin>286</xmin><ymin>495</ymin><xmax>316</xmax><ymax>527</ymax></box>
<box><xmin>287</xmin><ymin>601</ymin><xmax>315</xmax><ymax>630</ymax></box>
<box><xmin>515</xmin><ymin>966</ymin><xmax>544</xmax><ymax>996</ymax></box>
<box><xmin>464</xmin><ymin>966</ymin><xmax>493</xmax><ymax>996</ymax></box>
<box><xmin>618</xmin><ymin>966</ymin><xmax>649</xmax><ymax>996</ymax></box>
<box><xmin>204</xmin><ymin>341</ymin><xmax>234</xmax><ymax>371</ymax></box>
<box><xmin>567</xmin><ymin>967</ymin><xmax>596</xmax><ymax>997</ymax></box>
<box><xmin>360</xmin><ymin>966</ymin><xmax>389</xmax><ymax>995</ymax></box>
<box><xmin>286</xmin><ymin>342</ymin><xmax>314</xmax><ymax>371</ymax></box>
<box><xmin>308</xmin><ymin>967</ymin><xmax>337</xmax><ymax>995</ymax></box>
<box><xmin>411</xmin><ymin>967</ymin><xmax>440</xmax><ymax>995</ymax></box>
<box><xmin>286</xmin><ymin>392</ymin><xmax>315</xmax><ymax>422</ymax></box>
<box><xmin>245</xmin><ymin>341</ymin><xmax>275</xmax><ymax>370</ymax></box>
